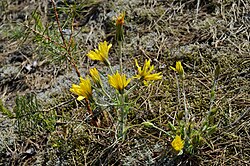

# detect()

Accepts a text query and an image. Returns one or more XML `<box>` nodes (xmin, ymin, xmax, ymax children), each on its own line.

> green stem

<box><xmin>206</xmin><ymin>78</ymin><xmax>218</xmax><ymax>125</ymax></box>
<box><xmin>152</xmin><ymin>124</ymin><xmax>172</xmax><ymax>137</ymax></box>
<box><xmin>175</xmin><ymin>73</ymin><xmax>181</xmax><ymax>107</ymax></box>
<box><xmin>208</xmin><ymin>79</ymin><xmax>217</xmax><ymax>115</ymax></box>
<box><xmin>118</xmin><ymin>41</ymin><xmax>123</xmax><ymax>73</ymax></box>
<box><xmin>101</xmin><ymin>86</ymin><xmax>112</xmax><ymax>100</ymax></box>
<box><xmin>119</xmin><ymin>93</ymin><xmax>126</xmax><ymax>141</ymax></box>
<box><xmin>125</xmin><ymin>81</ymin><xmax>139</xmax><ymax>96</ymax></box>
<box><xmin>92</xmin><ymin>86</ymin><xmax>111</xmax><ymax>101</ymax></box>
<box><xmin>108</xmin><ymin>64</ymin><xmax>114</xmax><ymax>75</ymax></box>
<box><xmin>182</xmin><ymin>78</ymin><xmax>189</xmax><ymax>140</ymax></box>
<box><xmin>175</xmin><ymin>73</ymin><xmax>181</xmax><ymax>124</ymax></box>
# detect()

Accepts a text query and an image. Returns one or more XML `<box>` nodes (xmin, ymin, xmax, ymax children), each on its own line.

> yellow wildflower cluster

<box><xmin>68</xmin><ymin>12</ymin><xmax>192</xmax><ymax>146</ymax></box>
<box><xmin>71</xmin><ymin>37</ymin><xmax>164</xmax><ymax>102</ymax></box>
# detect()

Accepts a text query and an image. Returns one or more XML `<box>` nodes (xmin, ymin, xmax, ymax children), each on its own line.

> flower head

<box><xmin>171</xmin><ymin>135</ymin><xmax>184</xmax><ymax>152</ymax></box>
<box><xmin>170</xmin><ymin>61</ymin><xmax>184</xmax><ymax>78</ymax></box>
<box><xmin>116</xmin><ymin>12</ymin><xmax>125</xmax><ymax>26</ymax></box>
<box><xmin>70</xmin><ymin>77</ymin><xmax>93</xmax><ymax>101</ymax></box>
<box><xmin>87</xmin><ymin>41</ymin><xmax>112</xmax><ymax>66</ymax></box>
<box><xmin>134</xmin><ymin>59</ymin><xmax>162</xmax><ymax>85</ymax></box>
<box><xmin>116</xmin><ymin>12</ymin><xmax>125</xmax><ymax>41</ymax></box>
<box><xmin>90</xmin><ymin>68</ymin><xmax>102</xmax><ymax>88</ymax></box>
<box><xmin>108</xmin><ymin>71</ymin><xmax>131</xmax><ymax>94</ymax></box>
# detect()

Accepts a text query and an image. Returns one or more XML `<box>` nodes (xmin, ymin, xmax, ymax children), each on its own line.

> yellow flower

<box><xmin>89</xmin><ymin>68</ymin><xmax>102</xmax><ymax>87</ymax></box>
<box><xmin>87</xmin><ymin>41</ymin><xmax>112</xmax><ymax>65</ymax></box>
<box><xmin>108</xmin><ymin>71</ymin><xmax>131</xmax><ymax>94</ymax></box>
<box><xmin>171</xmin><ymin>135</ymin><xmax>184</xmax><ymax>152</ymax></box>
<box><xmin>134</xmin><ymin>59</ymin><xmax>162</xmax><ymax>85</ymax></box>
<box><xmin>70</xmin><ymin>77</ymin><xmax>93</xmax><ymax>101</ymax></box>
<box><xmin>116</xmin><ymin>12</ymin><xmax>125</xmax><ymax>26</ymax></box>
<box><xmin>170</xmin><ymin>61</ymin><xmax>184</xmax><ymax>78</ymax></box>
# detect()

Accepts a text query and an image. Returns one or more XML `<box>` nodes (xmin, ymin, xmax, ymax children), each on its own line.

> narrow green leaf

<box><xmin>168</xmin><ymin>122</ymin><xmax>176</xmax><ymax>131</ymax></box>
<box><xmin>0</xmin><ymin>100</ymin><xmax>14</xmax><ymax>118</ymax></box>
<box><xmin>214</xmin><ymin>64</ymin><xmax>220</xmax><ymax>80</ymax></box>
<box><xmin>207</xmin><ymin>125</ymin><xmax>217</xmax><ymax>135</ymax></box>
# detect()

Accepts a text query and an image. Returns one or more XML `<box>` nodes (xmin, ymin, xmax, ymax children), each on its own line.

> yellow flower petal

<box><xmin>171</xmin><ymin>61</ymin><xmax>184</xmax><ymax>78</ymax></box>
<box><xmin>170</xmin><ymin>66</ymin><xmax>177</xmax><ymax>72</ymax></box>
<box><xmin>70</xmin><ymin>77</ymin><xmax>93</xmax><ymax>101</ymax></box>
<box><xmin>87</xmin><ymin>50</ymin><xmax>102</xmax><ymax>61</ymax></box>
<box><xmin>87</xmin><ymin>41</ymin><xmax>112</xmax><ymax>65</ymax></box>
<box><xmin>77</xmin><ymin>96</ymin><xmax>85</xmax><ymax>101</ymax></box>
<box><xmin>90</xmin><ymin>68</ymin><xmax>102</xmax><ymax>87</ymax></box>
<box><xmin>144</xmin><ymin>73</ymin><xmax>162</xmax><ymax>81</ymax></box>
<box><xmin>134</xmin><ymin>59</ymin><xmax>162</xmax><ymax>83</ymax></box>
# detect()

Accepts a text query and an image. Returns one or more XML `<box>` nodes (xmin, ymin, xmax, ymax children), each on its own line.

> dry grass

<box><xmin>0</xmin><ymin>0</ymin><xmax>249</xmax><ymax>165</ymax></box>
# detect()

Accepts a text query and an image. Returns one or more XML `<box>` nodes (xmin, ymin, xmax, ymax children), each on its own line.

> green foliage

<box><xmin>162</xmin><ymin>64</ymin><xmax>221</xmax><ymax>155</ymax></box>
<box><xmin>1</xmin><ymin>24</ymin><xmax>26</xmax><ymax>40</ymax></box>
<box><xmin>32</xmin><ymin>11</ymin><xmax>44</xmax><ymax>31</ymax></box>
<box><xmin>0</xmin><ymin>100</ymin><xmax>14</xmax><ymax>118</ymax></box>
<box><xmin>14</xmin><ymin>94</ymin><xmax>56</xmax><ymax>136</ymax></box>
<box><xmin>28</xmin><ymin>11</ymin><xmax>72</xmax><ymax>63</ymax></box>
